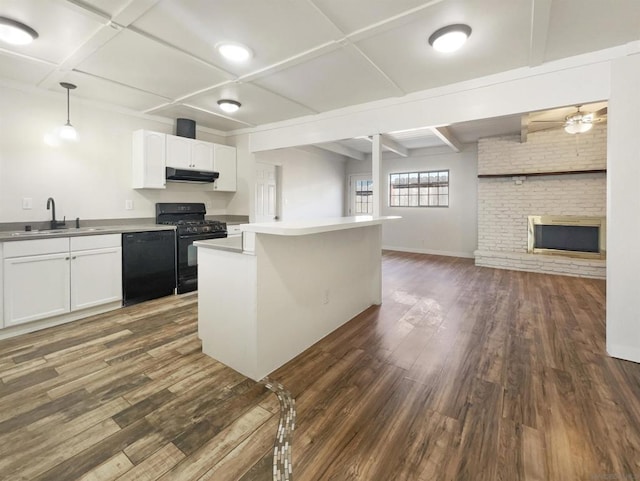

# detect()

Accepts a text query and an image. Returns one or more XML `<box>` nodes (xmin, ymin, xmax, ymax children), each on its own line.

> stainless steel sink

<box><xmin>10</xmin><ymin>229</ymin><xmax>68</xmax><ymax>236</ymax></box>
<box><xmin>7</xmin><ymin>227</ymin><xmax>111</xmax><ymax>237</ymax></box>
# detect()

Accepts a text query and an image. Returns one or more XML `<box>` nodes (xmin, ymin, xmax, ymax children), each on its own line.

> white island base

<box><xmin>196</xmin><ymin>216</ymin><xmax>398</xmax><ymax>381</ymax></box>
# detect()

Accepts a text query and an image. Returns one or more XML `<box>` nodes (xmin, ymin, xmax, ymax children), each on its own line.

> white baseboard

<box><xmin>382</xmin><ymin>245</ymin><xmax>475</xmax><ymax>259</ymax></box>
<box><xmin>607</xmin><ymin>343</ymin><xmax>640</xmax><ymax>364</ymax></box>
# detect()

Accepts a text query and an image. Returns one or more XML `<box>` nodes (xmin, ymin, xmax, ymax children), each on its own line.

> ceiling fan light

<box><xmin>428</xmin><ymin>24</ymin><xmax>471</xmax><ymax>53</ymax></box>
<box><xmin>217</xmin><ymin>99</ymin><xmax>241</xmax><ymax>113</ymax></box>
<box><xmin>217</xmin><ymin>42</ymin><xmax>252</xmax><ymax>62</ymax></box>
<box><xmin>564</xmin><ymin>121</ymin><xmax>593</xmax><ymax>134</ymax></box>
<box><xmin>0</xmin><ymin>16</ymin><xmax>38</xmax><ymax>45</ymax></box>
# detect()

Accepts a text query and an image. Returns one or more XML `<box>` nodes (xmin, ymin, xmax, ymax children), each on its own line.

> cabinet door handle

<box><xmin>72</xmin><ymin>256</ymin><xmax>76</xmax><ymax>260</ymax></box>
<box><xmin>65</xmin><ymin>257</ymin><xmax>70</xmax><ymax>260</ymax></box>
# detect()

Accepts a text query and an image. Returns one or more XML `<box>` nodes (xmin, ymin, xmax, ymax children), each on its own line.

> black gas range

<box><xmin>156</xmin><ymin>203</ymin><xmax>227</xmax><ymax>294</ymax></box>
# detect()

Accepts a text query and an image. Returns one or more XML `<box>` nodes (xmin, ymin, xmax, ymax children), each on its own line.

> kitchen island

<box><xmin>195</xmin><ymin>215</ymin><xmax>399</xmax><ymax>381</ymax></box>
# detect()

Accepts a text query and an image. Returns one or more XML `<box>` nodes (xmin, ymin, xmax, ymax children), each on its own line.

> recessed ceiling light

<box><xmin>217</xmin><ymin>99</ymin><xmax>241</xmax><ymax>113</ymax></box>
<box><xmin>217</xmin><ymin>42</ymin><xmax>252</xmax><ymax>62</ymax></box>
<box><xmin>428</xmin><ymin>24</ymin><xmax>471</xmax><ymax>53</ymax></box>
<box><xmin>0</xmin><ymin>16</ymin><xmax>38</xmax><ymax>45</ymax></box>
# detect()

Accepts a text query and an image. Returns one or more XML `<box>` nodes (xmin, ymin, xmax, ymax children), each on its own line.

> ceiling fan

<box><xmin>529</xmin><ymin>105</ymin><xmax>607</xmax><ymax>134</ymax></box>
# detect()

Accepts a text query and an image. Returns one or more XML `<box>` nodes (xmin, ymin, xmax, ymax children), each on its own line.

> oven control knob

<box><xmin>203</xmin><ymin>226</ymin><xmax>211</xmax><ymax>232</ymax></box>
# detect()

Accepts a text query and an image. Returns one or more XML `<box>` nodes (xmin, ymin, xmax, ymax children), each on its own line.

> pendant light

<box><xmin>59</xmin><ymin>82</ymin><xmax>78</xmax><ymax>141</ymax></box>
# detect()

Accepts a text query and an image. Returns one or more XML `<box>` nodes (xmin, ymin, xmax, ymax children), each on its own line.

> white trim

<box><xmin>606</xmin><ymin>343</ymin><xmax>640</xmax><ymax>364</ymax></box>
<box><xmin>383</xmin><ymin>245</ymin><xmax>474</xmax><ymax>259</ymax></box>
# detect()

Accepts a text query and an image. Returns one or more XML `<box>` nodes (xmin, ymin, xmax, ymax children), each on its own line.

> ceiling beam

<box><xmin>379</xmin><ymin>134</ymin><xmax>409</xmax><ymax>157</ymax></box>
<box><xmin>529</xmin><ymin>0</ymin><xmax>553</xmax><ymax>66</ymax></box>
<box><xmin>315</xmin><ymin>142</ymin><xmax>366</xmax><ymax>161</ymax></box>
<box><xmin>431</xmin><ymin>126</ymin><xmax>463</xmax><ymax>153</ymax></box>
<box><xmin>357</xmin><ymin>134</ymin><xmax>409</xmax><ymax>157</ymax></box>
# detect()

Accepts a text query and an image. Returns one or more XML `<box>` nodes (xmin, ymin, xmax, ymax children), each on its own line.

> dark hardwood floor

<box><xmin>1</xmin><ymin>251</ymin><xmax>638</xmax><ymax>480</ymax></box>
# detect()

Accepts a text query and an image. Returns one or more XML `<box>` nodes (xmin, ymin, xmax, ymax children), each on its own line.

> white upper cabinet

<box><xmin>132</xmin><ymin>130</ymin><xmax>166</xmax><ymax>189</ymax></box>
<box><xmin>132</xmin><ymin>129</ymin><xmax>235</xmax><ymax>191</ymax></box>
<box><xmin>213</xmin><ymin>144</ymin><xmax>237</xmax><ymax>192</ymax></box>
<box><xmin>166</xmin><ymin>136</ymin><xmax>214</xmax><ymax>171</ymax></box>
<box><xmin>191</xmin><ymin>141</ymin><xmax>215</xmax><ymax>171</ymax></box>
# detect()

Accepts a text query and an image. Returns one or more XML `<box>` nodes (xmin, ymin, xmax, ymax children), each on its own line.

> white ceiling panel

<box><xmin>355</xmin><ymin>0</ymin><xmax>531</xmax><ymax>93</ymax></box>
<box><xmin>448</xmin><ymin>115</ymin><xmax>521</xmax><ymax>143</ymax></box>
<box><xmin>78</xmin><ymin>0</ymin><xmax>134</xmax><ymax>18</ymax></box>
<box><xmin>544</xmin><ymin>0</ymin><xmax>640</xmax><ymax>62</ymax></box>
<box><xmin>148</xmin><ymin>103</ymin><xmax>249</xmax><ymax>131</ymax></box>
<box><xmin>310</xmin><ymin>0</ymin><xmax>436</xmax><ymax>35</ymax></box>
<box><xmin>0</xmin><ymin>0</ymin><xmax>105</xmax><ymax>64</ymax></box>
<box><xmin>253</xmin><ymin>44</ymin><xmax>401</xmax><ymax>112</ymax></box>
<box><xmin>387</xmin><ymin>128</ymin><xmax>445</xmax><ymax>149</ymax></box>
<box><xmin>132</xmin><ymin>0</ymin><xmax>341</xmax><ymax>76</ymax></box>
<box><xmin>0</xmin><ymin>52</ymin><xmax>55</xmax><ymax>85</ymax></box>
<box><xmin>75</xmin><ymin>29</ymin><xmax>232</xmax><ymax>99</ymax></box>
<box><xmin>186</xmin><ymin>82</ymin><xmax>316</xmax><ymax>126</ymax></box>
<box><xmin>51</xmin><ymin>71</ymin><xmax>170</xmax><ymax>111</ymax></box>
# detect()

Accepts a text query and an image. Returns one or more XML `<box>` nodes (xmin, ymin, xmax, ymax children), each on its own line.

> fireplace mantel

<box><xmin>477</xmin><ymin>169</ymin><xmax>606</xmax><ymax>179</ymax></box>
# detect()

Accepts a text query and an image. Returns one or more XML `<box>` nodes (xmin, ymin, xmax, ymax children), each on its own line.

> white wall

<box><xmin>346</xmin><ymin>146</ymin><xmax>478</xmax><ymax>258</ymax></box>
<box><xmin>0</xmin><ymin>84</ymin><xmax>242</xmax><ymax>224</ymax></box>
<box><xmin>253</xmin><ymin>146</ymin><xmax>346</xmax><ymax>221</ymax></box>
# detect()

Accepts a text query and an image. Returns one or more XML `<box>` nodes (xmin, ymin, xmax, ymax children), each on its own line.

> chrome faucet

<box><xmin>46</xmin><ymin>197</ymin><xmax>66</xmax><ymax>229</ymax></box>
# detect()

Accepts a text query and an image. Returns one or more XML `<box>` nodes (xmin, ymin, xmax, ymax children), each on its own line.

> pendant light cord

<box><xmin>66</xmin><ymin>86</ymin><xmax>70</xmax><ymax>125</ymax></box>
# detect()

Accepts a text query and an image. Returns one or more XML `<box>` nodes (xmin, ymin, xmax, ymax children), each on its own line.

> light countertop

<box><xmin>0</xmin><ymin>224</ymin><xmax>175</xmax><ymax>242</ymax></box>
<box><xmin>195</xmin><ymin>236</ymin><xmax>244</xmax><ymax>253</ymax></box>
<box><xmin>238</xmin><ymin>215</ymin><xmax>400</xmax><ymax>236</ymax></box>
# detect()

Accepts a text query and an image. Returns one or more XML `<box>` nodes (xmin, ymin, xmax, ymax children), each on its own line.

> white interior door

<box><xmin>348</xmin><ymin>174</ymin><xmax>374</xmax><ymax>215</ymax></box>
<box><xmin>255</xmin><ymin>162</ymin><xmax>278</xmax><ymax>223</ymax></box>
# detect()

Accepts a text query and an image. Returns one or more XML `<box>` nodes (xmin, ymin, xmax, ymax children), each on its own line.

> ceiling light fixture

<box><xmin>428</xmin><ymin>24</ymin><xmax>471</xmax><ymax>53</ymax></box>
<box><xmin>0</xmin><ymin>16</ymin><xmax>38</xmax><ymax>45</ymax></box>
<box><xmin>59</xmin><ymin>82</ymin><xmax>78</xmax><ymax>141</ymax></box>
<box><xmin>217</xmin><ymin>99</ymin><xmax>241</xmax><ymax>113</ymax></box>
<box><xmin>217</xmin><ymin>42</ymin><xmax>252</xmax><ymax>62</ymax></box>
<box><xmin>564</xmin><ymin>115</ymin><xmax>593</xmax><ymax>134</ymax></box>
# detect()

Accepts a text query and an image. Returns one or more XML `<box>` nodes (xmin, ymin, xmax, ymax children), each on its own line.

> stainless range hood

<box><xmin>165</xmin><ymin>167</ymin><xmax>219</xmax><ymax>183</ymax></box>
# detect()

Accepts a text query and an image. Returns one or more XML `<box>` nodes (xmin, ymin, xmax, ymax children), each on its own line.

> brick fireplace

<box><xmin>474</xmin><ymin>123</ymin><xmax>606</xmax><ymax>279</ymax></box>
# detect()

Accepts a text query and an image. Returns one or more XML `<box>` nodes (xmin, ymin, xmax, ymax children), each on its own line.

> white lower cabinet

<box><xmin>3</xmin><ymin>235</ymin><xmax>122</xmax><ymax>328</ymax></box>
<box><xmin>4</xmin><ymin>252</ymin><xmax>71</xmax><ymax>326</ymax></box>
<box><xmin>70</xmin><ymin>246</ymin><xmax>122</xmax><ymax>311</ymax></box>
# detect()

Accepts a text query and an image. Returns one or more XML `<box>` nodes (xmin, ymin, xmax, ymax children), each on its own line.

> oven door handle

<box><xmin>179</xmin><ymin>233</ymin><xmax>227</xmax><ymax>241</ymax></box>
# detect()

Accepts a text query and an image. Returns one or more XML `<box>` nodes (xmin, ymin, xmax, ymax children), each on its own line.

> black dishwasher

<box><xmin>122</xmin><ymin>230</ymin><xmax>176</xmax><ymax>306</ymax></box>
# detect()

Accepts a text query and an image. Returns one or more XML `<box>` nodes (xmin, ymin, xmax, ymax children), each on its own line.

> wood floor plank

<box><xmin>155</xmin><ymin>405</ymin><xmax>274</xmax><ymax>481</ymax></box>
<box><xmin>114</xmin><ymin>443</ymin><xmax>184</xmax><ymax>481</ymax></box>
<box><xmin>76</xmin><ymin>452</ymin><xmax>134</xmax><ymax>481</ymax></box>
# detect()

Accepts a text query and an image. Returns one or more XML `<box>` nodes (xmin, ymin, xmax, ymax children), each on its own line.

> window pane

<box><xmin>389</xmin><ymin>170</ymin><xmax>449</xmax><ymax>208</ymax></box>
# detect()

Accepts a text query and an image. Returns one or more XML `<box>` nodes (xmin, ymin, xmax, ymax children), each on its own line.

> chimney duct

<box><xmin>176</xmin><ymin>118</ymin><xmax>196</xmax><ymax>139</ymax></box>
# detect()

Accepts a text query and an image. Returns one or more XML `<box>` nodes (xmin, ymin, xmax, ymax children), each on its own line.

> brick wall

<box><xmin>475</xmin><ymin>123</ymin><xmax>607</xmax><ymax>278</ymax></box>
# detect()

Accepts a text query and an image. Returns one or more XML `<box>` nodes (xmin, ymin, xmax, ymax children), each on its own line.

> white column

<box><xmin>606</xmin><ymin>53</ymin><xmax>640</xmax><ymax>363</ymax></box>
<box><xmin>371</xmin><ymin>134</ymin><xmax>382</xmax><ymax>217</ymax></box>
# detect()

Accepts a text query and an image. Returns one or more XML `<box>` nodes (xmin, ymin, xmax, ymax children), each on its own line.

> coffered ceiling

<box><xmin>1</xmin><ymin>0</ymin><xmax>637</xmax><ymax>149</ymax></box>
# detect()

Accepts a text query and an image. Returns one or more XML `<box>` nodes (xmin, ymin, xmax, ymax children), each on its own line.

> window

<box><xmin>354</xmin><ymin>178</ymin><xmax>373</xmax><ymax>214</ymax></box>
<box><xmin>389</xmin><ymin>170</ymin><xmax>449</xmax><ymax>207</ymax></box>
